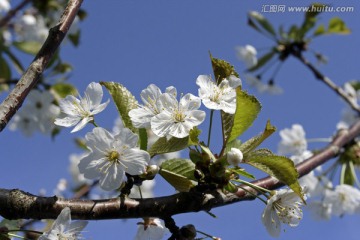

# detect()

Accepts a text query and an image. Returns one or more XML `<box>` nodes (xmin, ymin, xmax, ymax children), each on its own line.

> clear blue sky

<box><xmin>1</xmin><ymin>0</ymin><xmax>360</xmax><ymax>239</ymax></box>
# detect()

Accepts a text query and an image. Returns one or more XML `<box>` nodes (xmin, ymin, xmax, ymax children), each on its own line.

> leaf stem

<box><xmin>207</xmin><ymin>110</ymin><xmax>214</xmax><ymax>147</ymax></box>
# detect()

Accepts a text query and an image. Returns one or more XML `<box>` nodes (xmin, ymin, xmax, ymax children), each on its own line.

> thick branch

<box><xmin>0</xmin><ymin>0</ymin><xmax>84</xmax><ymax>132</ymax></box>
<box><xmin>1</xmin><ymin>120</ymin><xmax>360</xmax><ymax>221</ymax></box>
<box><xmin>292</xmin><ymin>52</ymin><xmax>360</xmax><ymax>113</ymax></box>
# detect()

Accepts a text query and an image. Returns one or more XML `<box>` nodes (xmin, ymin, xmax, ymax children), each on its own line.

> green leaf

<box><xmin>247</xmin><ymin>51</ymin><xmax>276</xmax><ymax>72</ymax></box>
<box><xmin>188</xmin><ymin>127</ymin><xmax>201</xmax><ymax>145</ymax></box>
<box><xmin>224</xmin><ymin>181</ymin><xmax>238</xmax><ymax>193</ymax></box>
<box><xmin>248</xmin><ymin>11</ymin><xmax>276</xmax><ymax>37</ymax></box>
<box><xmin>13</xmin><ymin>41</ymin><xmax>42</xmax><ymax>55</ymax></box>
<box><xmin>230</xmin><ymin>167</ymin><xmax>255</xmax><ymax>179</ymax></box>
<box><xmin>51</xmin><ymin>82</ymin><xmax>77</xmax><ymax>98</ymax></box>
<box><xmin>160</xmin><ymin>158</ymin><xmax>197</xmax><ymax>192</ymax></box>
<box><xmin>227</xmin><ymin>89</ymin><xmax>262</xmax><ymax>143</ymax></box>
<box><xmin>240</xmin><ymin>120</ymin><xmax>276</xmax><ymax>155</ymax></box>
<box><xmin>210</xmin><ymin>54</ymin><xmax>239</xmax><ymax>84</ymax></box>
<box><xmin>149</xmin><ymin>136</ymin><xmax>189</xmax><ymax>156</ymax></box>
<box><xmin>0</xmin><ymin>56</ymin><xmax>11</xmax><ymax>80</ymax></box>
<box><xmin>139</xmin><ymin>128</ymin><xmax>148</xmax><ymax>151</ymax></box>
<box><xmin>101</xmin><ymin>81</ymin><xmax>138</xmax><ymax>133</ymax></box>
<box><xmin>68</xmin><ymin>30</ymin><xmax>81</xmax><ymax>47</ymax></box>
<box><xmin>328</xmin><ymin>17</ymin><xmax>350</xmax><ymax>34</ymax></box>
<box><xmin>313</xmin><ymin>24</ymin><xmax>326</xmax><ymax>36</ymax></box>
<box><xmin>245</xmin><ymin>151</ymin><xmax>304</xmax><ymax>201</ymax></box>
<box><xmin>340</xmin><ymin>162</ymin><xmax>355</xmax><ymax>186</ymax></box>
<box><xmin>200</xmin><ymin>144</ymin><xmax>216</xmax><ymax>162</ymax></box>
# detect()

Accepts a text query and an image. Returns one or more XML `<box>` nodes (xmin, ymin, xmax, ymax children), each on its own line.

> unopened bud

<box><xmin>227</xmin><ymin>148</ymin><xmax>243</xmax><ymax>166</ymax></box>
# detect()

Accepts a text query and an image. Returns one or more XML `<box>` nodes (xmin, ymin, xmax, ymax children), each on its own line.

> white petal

<box><xmin>99</xmin><ymin>164</ymin><xmax>125</xmax><ymax>191</ymax></box>
<box><xmin>59</xmin><ymin>95</ymin><xmax>81</xmax><ymax>116</ymax></box>
<box><xmin>184</xmin><ymin>110</ymin><xmax>206</xmax><ymax>126</ymax></box>
<box><xmin>91</xmin><ymin>99</ymin><xmax>110</xmax><ymax>115</ymax></box>
<box><xmin>85</xmin><ymin>127</ymin><xmax>114</xmax><ymax>150</ymax></box>
<box><xmin>168</xmin><ymin>122</ymin><xmax>189</xmax><ymax>138</ymax></box>
<box><xmin>151</xmin><ymin>111</ymin><xmax>173</xmax><ymax>137</ymax></box>
<box><xmin>84</xmin><ymin>82</ymin><xmax>104</xmax><ymax>108</ymax></box>
<box><xmin>115</xmin><ymin>128</ymin><xmax>139</xmax><ymax>148</ymax></box>
<box><xmin>129</xmin><ymin>107</ymin><xmax>155</xmax><ymax>128</ymax></box>
<box><xmin>140</xmin><ymin>84</ymin><xmax>162</xmax><ymax>107</ymax></box>
<box><xmin>121</xmin><ymin>149</ymin><xmax>150</xmax><ymax>175</ymax></box>
<box><xmin>71</xmin><ymin>117</ymin><xmax>92</xmax><ymax>133</ymax></box>
<box><xmin>262</xmin><ymin>205</ymin><xmax>281</xmax><ymax>237</ymax></box>
<box><xmin>54</xmin><ymin>116</ymin><xmax>81</xmax><ymax>127</ymax></box>
<box><xmin>67</xmin><ymin>220</ymin><xmax>88</xmax><ymax>234</ymax></box>
<box><xmin>180</xmin><ymin>93</ymin><xmax>201</xmax><ymax>111</ymax></box>
<box><xmin>78</xmin><ymin>154</ymin><xmax>102</xmax><ymax>179</ymax></box>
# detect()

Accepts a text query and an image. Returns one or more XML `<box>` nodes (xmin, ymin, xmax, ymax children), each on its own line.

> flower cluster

<box><xmin>129</xmin><ymin>84</ymin><xmax>206</xmax><ymax>139</ymax></box>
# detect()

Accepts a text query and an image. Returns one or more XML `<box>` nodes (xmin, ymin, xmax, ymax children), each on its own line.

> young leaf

<box><xmin>51</xmin><ymin>82</ymin><xmax>78</xmax><ymax>99</ymax></box>
<box><xmin>244</xmin><ymin>151</ymin><xmax>304</xmax><ymax>201</ymax></box>
<box><xmin>148</xmin><ymin>136</ymin><xmax>189</xmax><ymax>156</ymax></box>
<box><xmin>160</xmin><ymin>158</ymin><xmax>197</xmax><ymax>192</ymax></box>
<box><xmin>248</xmin><ymin>11</ymin><xmax>276</xmax><ymax>37</ymax></box>
<box><xmin>230</xmin><ymin>168</ymin><xmax>255</xmax><ymax>179</ymax></box>
<box><xmin>13</xmin><ymin>41</ymin><xmax>42</xmax><ymax>55</ymax></box>
<box><xmin>313</xmin><ymin>24</ymin><xmax>326</xmax><ymax>36</ymax></box>
<box><xmin>328</xmin><ymin>17</ymin><xmax>350</xmax><ymax>34</ymax></box>
<box><xmin>101</xmin><ymin>81</ymin><xmax>138</xmax><ymax>133</ymax></box>
<box><xmin>227</xmin><ymin>89</ymin><xmax>262</xmax><ymax>143</ymax></box>
<box><xmin>239</xmin><ymin>120</ymin><xmax>276</xmax><ymax>155</ymax></box>
<box><xmin>247</xmin><ymin>51</ymin><xmax>276</xmax><ymax>72</ymax></box>
<box><xmin>210</xmin><ymin>54</ymin><xmax>239</xmax><ymax>84</ymax></box>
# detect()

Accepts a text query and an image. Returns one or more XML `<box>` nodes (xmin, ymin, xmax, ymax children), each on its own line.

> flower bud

<box><xmin>227</xmin><ymin>148</ymin><xmax>243</xmax><ymax>166</ymax></box>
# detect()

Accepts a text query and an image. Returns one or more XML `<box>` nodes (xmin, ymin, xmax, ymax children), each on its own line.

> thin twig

<box><xmin>0</xmin><ymin>0</ymin><xmax>84</xmax><ymax>132</ymax></box>
<box><xmin>292</xmin><ymin>52</ymin><xmax>360</xmax><ymax>113</ymax></box>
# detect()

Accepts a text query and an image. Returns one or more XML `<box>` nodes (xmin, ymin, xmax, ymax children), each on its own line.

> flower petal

<box><xmin>99</xmin><ymin>164</ymin><xmax>125</xmax><ymax>191</ymax></box>
<box><xmin>121</xmin><ymin>149</ymin><xmax>150</xmax><ymax>175</ymax></box>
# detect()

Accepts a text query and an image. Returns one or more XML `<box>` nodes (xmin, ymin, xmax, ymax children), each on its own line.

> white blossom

<box><xmin>236</xmin><ymin>45</ymin><xmax>257</xmax><ymax>68</ymax></box>
<box><xmin>227</xmin><ymin>148</ymin><xmax>243</xmax><ymax>166</ymax></box>
<box><xmin>14</xmin><ymin>13</ymin><xmax>48</xmax><ymax>42</ymax></box>
<box><xmin>55</xmin><ymin>82</ymin><xmax>109</xmax><ymax>133</ymax></box>
<box><xmin>134</xmin><ymin>218</ymin><xmax>168</xmax><ymax>240</ymax></box>
<box><xmin>196</xmin><ymin>75</ymin><xmax>241</xmax><ymax>114</ymax></box>
<box><xmin>69</xmin><ymin>153</ymin><xmax>93</xmax><ymax>187</ymax></box>
<box><xmin>129</xmin><ymin>84</ymin><xmax>176</xmax><ymax>128</ymax></box>
<box><xmin>278</xmin><ymin>124</ymin><xmax>307</xmax><ymax>156</ymax></box>
<box><xmin>323</xmin><ymin>184</ymin><xmax>360</xmax><ymax>216</ymax></box>
<box><xmin>0</xmin><ymin>0</ymin><xmax>10</xmax><ymax>15</ymax></box>
<box><xmin>151</xmin><ymin>92</ymin><xmax>205</xmax><ymax>138</ymax></box>
<box><xmin>9</xmin><ymin>90</ymin><xmax>60</xmax><ymax>136</ymax></box>
<box><xmin>39</xmin><ymin>207</ymin><xmax>88</xmax><ymax>240</ymax></box>
<box><xmin>262</xmin><ymin>188</ymin><xmax>305</xmax><ymax>237</ymax></box>
<box><xmin>78</xmin><ymin>127</ymin><xmax>150</xmax><ymax>191</ymax></box>
<box><xmin>129</xmin><ymin>180</ymin><xmax>155</xmax><ymax>199</ymax></box>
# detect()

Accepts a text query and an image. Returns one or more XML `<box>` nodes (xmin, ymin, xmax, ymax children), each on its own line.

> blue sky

<box><xmin>1</xmin><ymin>0</ymin><xmax>360</xmax><ymax>239</ymax></box>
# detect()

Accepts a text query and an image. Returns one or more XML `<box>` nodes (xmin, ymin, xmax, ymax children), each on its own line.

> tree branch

<box><xmin>1</xmin><ymin>120</ymin><xmax>359</xmax><ymax>221</ymax></box>
<box><xmin>0</xmin><ymin>0</ymin><xmax>84</xmax><ymax>132</ymax></box>
<box><xmin>292</xmin><ymin>51</ymin><xmax>360</xmax><ymax>113</ymax></box>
